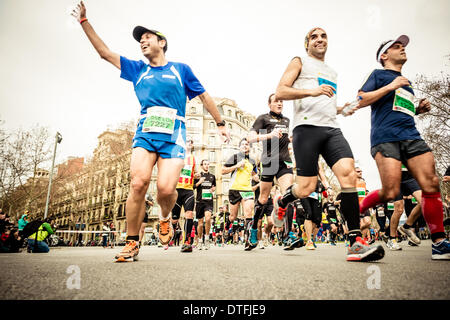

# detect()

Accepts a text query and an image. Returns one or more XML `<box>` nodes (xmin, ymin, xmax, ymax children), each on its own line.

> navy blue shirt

<box><xmin>120</xmin><ymin>56</ymin><xmax>205</xmax><ymax>145</ymax></box>
<box><xmin>359</xmin><ymin>69</ymin><xmax>422</xmax><ymax>148</ymax></box>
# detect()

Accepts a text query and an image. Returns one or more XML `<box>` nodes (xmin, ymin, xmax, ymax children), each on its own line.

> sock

<box><xmin>126</xmin><ymin>235</ymin><xmax>139</xmax><ymax>241</ymax></box>
<box><xmin>340</xmin><ymin>190</ymin><xmax>362</xmax><ymax>245</ymax></box>
<box><xmin>359</xmin><ymin>190</ymin><xmax>382</xmax><ymax>213</ymax></box>
<box><xmin>278</xmin><ymin>185</ymin><xmax>298</xmax><ymax>208</ymax></box>
<box><xmin>184</xmin><ymin>219</ymin><xmax>193</xmax><ymax>244</ymax></box>
<box><xmin>252</xmin><ymin>200</ymin><xmax>264</xmax><ymax>230</ymax></box>
<box><xmin>402</xmin><ymin>223</ymin><xmax>411</xmax><ymax>229</ymax></box>
<box><xmin>421</xmin><ymin>191</ymin><xmax>446</xmax><ymax>242</ymax></box>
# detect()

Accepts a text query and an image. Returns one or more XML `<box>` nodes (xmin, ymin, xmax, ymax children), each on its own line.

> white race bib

<box><xmin>393</xmin><ymin>88</ymin><xmax>416</xmax><ymax>117</ymax></box>
<box><xmin>202</xmin><ymin>189</ymin><xmax>213</xmax><ymax>200</ymax></box>
<box><xmin>142</xmin><ymin>106</ymin><xmax>177</xmax><ymax>134</ymax></box>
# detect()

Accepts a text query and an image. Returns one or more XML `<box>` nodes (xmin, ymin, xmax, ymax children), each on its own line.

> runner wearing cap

<box><xmin>71</xmin><ymin>1</ymin><xmax>229</xmax><ymax>262</ymax></box>
<box><xmin>246</xmin><ymin>93</ymin><xmax>293</xmax><ymax>250</ymax></box>
<box><xmin>272</xmin><ymin>27</ymin><xmax>385</xmax><ymax>262</ymax></box>
<box><xmin>354</xmin><ymin>35</ymin><xmax>450</xmax><ymax>260</ymax></box>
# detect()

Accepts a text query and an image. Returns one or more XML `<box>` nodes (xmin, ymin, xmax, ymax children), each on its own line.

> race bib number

<box><xmin>393</xmin><ymin>88</ymin><xmax>416</xmax><ymax>117</ymax></box>
<box><xmin>202</xmin><ymin>189</ymin><xmax>213</xmax><ymax>200</ymax></box>
<box><xmin>142</xmin><ymin>106</ymin><xmax>177</xmax><ymax>134</ymax></box>
<box><xmin>240</xmin><ymin>191</ymin><xmax>254</xmax><ymax>200</ymax></box>
<box><xmin>387</xmin><ymin>202</ymin><xmax>394</xmax><ymax>210</ymax></box>
<box><xmin>377</xmin><ymin>208</ymin><xmax>385</xmax><ymax>217</ymax></box>
<box><xmin>411</xmin><ymin>197</ymin><xmax>418</xmax><ymax>204</ymax></box>
<box><xmin>180</xmin><ymin>165</ymin><xmax>192</xmax><ymax>179</ymax></box>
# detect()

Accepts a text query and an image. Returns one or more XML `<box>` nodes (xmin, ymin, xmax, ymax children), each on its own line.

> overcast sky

<box><xmin>1</xmin><ymin>0</ymin><xmax>449</xmax><ymax>191</ymax></box>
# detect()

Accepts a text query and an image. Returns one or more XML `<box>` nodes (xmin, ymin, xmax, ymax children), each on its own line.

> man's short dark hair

<box><xmin>268</xmin><ymin>93</ymin><xmax>276</xmax><ymax>104</ymax></box>
<box><xmin>201</xmin><ymin>159</ymin><xmax>209</xmax><ymax>166</ymax></box>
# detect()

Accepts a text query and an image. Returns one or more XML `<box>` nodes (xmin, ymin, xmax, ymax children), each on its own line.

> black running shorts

<box><xmin>261</xmin><ymin>160</ymin><xmax>293</xmax><ymax>182</ymax></box>
<box><xmin>370</xmin><ymin>139</ymin><xmax>431</xmax><ymax>163</ymax></box>
<box><xmin>292</xmin><ymin>125</ymin><xmax>354</xmax><ymax>176</ymax></box>
<box><xmin>172</xmin><ymin>188</ymin><xmax>195</xmax><ymax>220</ymax></box>
<box><xmin>195</xmin><ymin>201</ymin><xmax>213</xmax><ymax>219</ymax></box>
<box><xmin>228</xmin><ymin>190</ymin><xmax>254</xmax><ymax>205</ymax></box>
<box><xmin>394</xmin><ymin>177</ymin><xmax>421</xmax><ymax>201</ymax></box>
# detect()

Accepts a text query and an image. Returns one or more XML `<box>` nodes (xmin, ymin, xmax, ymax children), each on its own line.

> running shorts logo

<box><xmin>239</xmin><ymin>191</ymin><xmax>254</xmax><ymax>200</ymax></box>
<box><xmin>318</xmin><ymin>77</ymin><xmax>337</xmax><ymax>93</ymax></box>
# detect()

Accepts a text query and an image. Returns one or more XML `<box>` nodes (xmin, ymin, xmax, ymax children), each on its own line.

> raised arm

<box><xmin>276</xmin><ymin>57</ymin><xmax>335</xmax><ymax>101</ymax></box>
<box><xmin>71</xmin><ymin>1</ymin><xmax>120</xmax><ymax>69</ymax></box>
<box><xmin>357</xmin><ymin>76</ymin><xmax>410</xmax><ymax>109</ymax></box>
<box><xmin>198</xmin><ymin>92</ymin><xmax>230</xmax><ymax>143</ymax></box>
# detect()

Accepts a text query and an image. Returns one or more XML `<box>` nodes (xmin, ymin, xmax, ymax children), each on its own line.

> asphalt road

<box><xmin>0</xmin><ymin>240</ymin><xmax>449</xmax><ymax>300</ymax></box>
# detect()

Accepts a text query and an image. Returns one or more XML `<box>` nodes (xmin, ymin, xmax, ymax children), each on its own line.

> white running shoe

<box><xmin>204</xmin><ymin>239</ymin><xmax>210</xmax><ymax>250</ymax></box>
<box><xmin>387</xmin><ymin>238</ymin><xmax>402</xmax><ymax>251</ymax></box>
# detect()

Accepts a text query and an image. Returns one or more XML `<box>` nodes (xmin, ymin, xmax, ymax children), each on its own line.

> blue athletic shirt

<box><xmin>359</xmin><ymin>69</ymin><xmax>422</xmax><ymax>148</ymax></box>
<box><xmin>120</xmin><ymin>56</ymin><xmax>205</xmax><ymax>145</ymax></box>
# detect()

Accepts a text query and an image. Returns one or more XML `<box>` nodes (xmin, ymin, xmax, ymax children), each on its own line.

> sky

<box><xmin>0</xmin><ymin>0</ymin><xmax>449</xmax><ymax>191</ymax></box>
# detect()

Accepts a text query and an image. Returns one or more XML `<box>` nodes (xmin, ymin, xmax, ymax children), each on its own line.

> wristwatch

<box><xmin>216</xmin><ymin>120</ymin><xmax>226</xmax><ymax>127</ymax></box>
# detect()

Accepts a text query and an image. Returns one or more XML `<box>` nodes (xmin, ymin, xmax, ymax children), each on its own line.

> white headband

<box><xmin>377</xmin><ymin>40</ymin><xmax>395</xmax><ymax>63</ymax></box>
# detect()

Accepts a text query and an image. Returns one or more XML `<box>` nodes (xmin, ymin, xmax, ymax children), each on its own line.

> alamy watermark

<box><xmin>366</xmin><ymin>265</ymin><xmax>381</xmax><ymax>290</ymax></box>
<box><xmin>66</xmin><ymin>265</ymin><xmax>81</xmax><ymax>290</ymax></box>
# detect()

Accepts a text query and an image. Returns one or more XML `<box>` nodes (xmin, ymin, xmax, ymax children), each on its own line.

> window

<box><xmin>208</xmin><ymin>136</ymin><xmax>215</xmax><ymax>146</ymax></box>
<box><xmin>209</xmin><ymin>151</ymin><xmax>215</xmax><ymax>162</ymax></box>
<box><xmin>227</xmin><ymin>109</ymin><xmax>232</xmax><ymax>117</ymax></box>
<box><xmin>209</xmin><ymin>121</ymin><xmax>215</xmax><ymax>129</ymax></box>
<box><xmin>228</xmin><ymin>123</ymin><xmax>233</xmax><ymax>130</ymax></box>
<box><xmin>190</xmin><ymin>106</ymin><xmax>196</xmax><ymax>114</ymax></box>
<box><xmin>187</xmin><ymin>118</ymin><xmax>200</xmax><ymax>128</ymax></box>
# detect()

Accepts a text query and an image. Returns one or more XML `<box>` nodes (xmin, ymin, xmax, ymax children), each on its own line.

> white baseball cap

<box><xmin>376</xmin><ymin>35</ymin><xmax>409</xmax><ymax>63</ymax></box>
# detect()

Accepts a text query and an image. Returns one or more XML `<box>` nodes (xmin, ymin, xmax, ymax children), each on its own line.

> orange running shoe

<box><xmin>159</xmin><ymin>218</ymin><xmax>173</xmax><ymax>245</ymax></box>
<box><xmin>114</xmin><ymin>240</ymin><xmax>139</xmax><ymax>262</ymax></box>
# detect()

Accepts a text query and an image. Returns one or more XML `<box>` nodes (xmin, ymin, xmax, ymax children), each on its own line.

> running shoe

<box><xmin>181</xmin><ymin>243</ymin><xmax>193</xmax><ymax>253</ymax></box>
<box><xmin>312</xmin><ymin>240</ymin><xmax>317</xmax><ymax>248</ymax></box>
<box><xmin>164</xmin><ymin>245</ymin><xmax>169</xmax><ymax>250</ymax></box>
<box><xmin>259</xmin><ymin>241</ymin><xmax>265</xmax><ymax>249</ymax></box>
<box><xmin>408</xmin><ymin>241</ymin><xmax>418</xmax><ymax>247</ymax></box>
<box><xmin>159</xmin><ymin>218</ymin><xmax>173</xmax><ymax>245</ymax></box>
<box><xmin>263</xmin><ymin>234</ymin><xmax>269</xmax><ymax>247</ymax></box>
<box><xmin>387</xmin><ymin>238</ymin><xmax>402</xmax><ymax>251</ymax></box>
<box><xmin>198</xmin><ymin>240</ymin><xmax>203</xmax><ymax>250</ymax></box>
<box><xmin>398</xmin><ymin>226</ymin><xmax>421</xmax><ymax>246</ymax></box>
<box><xmin>284</xmin><ymin>237</ymin><xmax>304</xmax><ymax>250</ymax></box>
<box><xmin>114</xmin><ymin>240</ymin><xmax>139</xmax><ymax>263</ymax></box>
<box><xmin>330</xmin><ymin>240</ymin><xmax>337</xmax><ymax>246</ymax></box>
<box><xmin>271</xmin><ymin>195</ymin><xmax>287</xmax><ymax>227</ymax></box>
<box><xmin>381</xmin><ymin>234</ymin><xmax>389</xmax><ymax>244</ymax></box>
<box><xmin>346</xmin><ymin>237</ymin><xmax>385</xmax><ymax>262</ymax></box>
<box><xmin>306</xmin><ymin>240</ymin><xmax>315</xmax><ymax>250</ymax></box>
<box><xmin>431</xmin><ymin>239</ymin><xmax>450</xmax><ymax>260</ymax></box>
<box><xmin>249</xmin><ymin>229</ymin><xmax>258</xmax><ymax>246</ymax></box>
<box><xmin>204</xmin><ymin>239</ymin><xmax>210</xmax><ymax>250</ymax></box>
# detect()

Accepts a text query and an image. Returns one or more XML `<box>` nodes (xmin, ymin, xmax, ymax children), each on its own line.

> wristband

<box><xmin>80</xmin><ymin>18</ymin><xmax>88</xmax><ymax>24</ymax></box>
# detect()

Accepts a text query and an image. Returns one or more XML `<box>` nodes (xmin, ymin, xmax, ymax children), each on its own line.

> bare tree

<box><xmin>414</xmin><ymin>62</ymin><xmax>450</xmax><ymax>197</ymax></box>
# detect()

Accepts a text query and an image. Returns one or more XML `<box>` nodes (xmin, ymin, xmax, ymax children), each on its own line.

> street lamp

<box><xmin>44</xmin><ymin>132</ymin><xmax>62</xmax><ymax>219</ymax></box>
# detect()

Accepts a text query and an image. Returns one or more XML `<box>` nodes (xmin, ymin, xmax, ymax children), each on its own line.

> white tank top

<box><xmin>292</xmin><ymin>55</ymin><xmax>339</xmax><ymax>129</ymax></box>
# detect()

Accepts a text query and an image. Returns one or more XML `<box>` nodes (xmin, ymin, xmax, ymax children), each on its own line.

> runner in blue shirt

<box><xmin>72</xmin><ymin>1</ymin><xmax>230</xmax><ymax>262</ymax></box>
<box><xmin>353</xmin><ymin>35</ymin><xmax>449</xmax><ymax>260</ymax></box>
